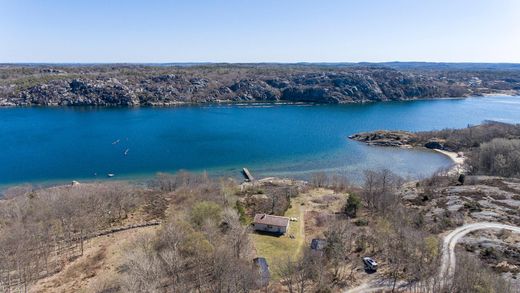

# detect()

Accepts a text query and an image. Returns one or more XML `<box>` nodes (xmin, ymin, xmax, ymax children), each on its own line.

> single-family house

<box><xmin>252</xmin><ymin>213</ymin><xmax>290</xmax><ymax>234</ymax></box>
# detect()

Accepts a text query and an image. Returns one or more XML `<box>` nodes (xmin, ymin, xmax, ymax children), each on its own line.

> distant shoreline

<box><xmin>1</xmin><ymin>93</ymin><xmax>518</xmax><ymax>108</ymax></box>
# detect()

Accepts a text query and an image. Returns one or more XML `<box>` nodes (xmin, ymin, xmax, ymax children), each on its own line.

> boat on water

<box><xmin>107</xmin><ymin>173</ymin><xmax>115</xmax><ymax>177</ymax></box>
<box><xmin>124</xmin><ymin>148</ymin><xmax>129</xmax><ymax>156</ymax></box>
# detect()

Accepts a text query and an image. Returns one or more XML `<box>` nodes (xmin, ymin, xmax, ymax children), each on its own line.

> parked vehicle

<box><xmin>363</xmin><ymin>257</ymin><xmax>378</xmax><ymax>272</ymax></box>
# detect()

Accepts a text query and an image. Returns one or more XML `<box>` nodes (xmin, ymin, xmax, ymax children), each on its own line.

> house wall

<box><xmin>253</xmin><ymin>223</ymin><xmax>288</xmax><ymax>234</ymax></box>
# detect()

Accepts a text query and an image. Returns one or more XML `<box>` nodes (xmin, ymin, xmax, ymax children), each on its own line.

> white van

<box><xmin>363</xmin><ymin>257</ymin><xmax>378</xmax><ymax>272</ymax></box>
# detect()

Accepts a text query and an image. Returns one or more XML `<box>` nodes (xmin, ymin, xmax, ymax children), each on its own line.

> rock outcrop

<box><xmin>1</xmin><ymin>64</ymin><xmax>519</xmax><ymax>106</ymax></box>
<box><xmin>349</xmin><ymin>130</ymin><xmax>417</xmax><ymax>147</ymax></box>
<box><xmin>424</xmin><ymin>138</ymin><xmax>447</xmax><ymax>150</ymax></box>
<box><xmin>349</xmin><ymin>130</ymin><xmax>456</xmax><ymax>151</ymax></box>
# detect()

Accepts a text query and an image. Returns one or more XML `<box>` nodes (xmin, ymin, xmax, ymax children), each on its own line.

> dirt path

<box><xmin>345</xmin><ymin>221</ymin><xmax>520</xmax><ymax>292</ymax></box>
<box><xmin>439</xmin><ymin>222</ymin><xmax>520</xmax><ymax>280</ymax></box>
<box><xmin>292</xmin><ymin>205</ymin><xmax>306</xmax><ymax>259</ymax></box>
<box><xmin>344</xmin><ymin>279</ymin><xmax>408</xmax><ymax>293</ymax></box>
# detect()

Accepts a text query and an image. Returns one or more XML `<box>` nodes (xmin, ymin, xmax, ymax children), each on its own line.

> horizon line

<box><xmin>1</xmin><ymin>61</ymin><xmax>520</xmax><ymax>65</ymax></box>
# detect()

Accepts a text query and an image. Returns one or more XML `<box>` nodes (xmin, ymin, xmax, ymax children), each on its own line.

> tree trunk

<box><xmin>392</xmin><ymin>271</ymin><xmax>397</xmax><ymax>292</ymax></box>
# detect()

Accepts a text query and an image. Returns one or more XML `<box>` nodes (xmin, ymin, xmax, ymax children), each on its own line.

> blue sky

<box><xmin>1</xmin><ymin>0</ymin><xmax>519</xmax><ymax>63</ymax></box>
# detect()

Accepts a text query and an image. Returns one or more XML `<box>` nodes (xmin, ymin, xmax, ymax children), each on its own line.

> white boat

<box><xmin>107</xmin><ymin>173</ymin><xmax>115</xmax><ymax>177</ymax></box>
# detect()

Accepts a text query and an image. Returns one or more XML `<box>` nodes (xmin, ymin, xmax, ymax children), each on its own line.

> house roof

<box><xmin>253</xmin><ymin>214</ymin><xmax>290</xmax><ymax>227</ymax></box>
<box><xmin>253</xmin><ymin>257</ymin><xmax>269</xmax><ymax>269</ymax></box>
<box><xmin>310</xmin><ymin>239</ymin><xmax>327</xmax><ymax>250</ymax></box>
<box><xmin>253</xmin><ymin>257</ymin><xmax>270</xmax><ymax>287</ymax></box>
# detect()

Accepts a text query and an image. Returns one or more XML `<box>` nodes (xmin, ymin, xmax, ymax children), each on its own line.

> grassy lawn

<box><xmin>250</xmin><ymin>202</ymin><xmax>305</xmax><ymax>279</ymax></box>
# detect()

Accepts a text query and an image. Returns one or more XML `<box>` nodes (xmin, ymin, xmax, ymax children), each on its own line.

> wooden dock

<box><xmin>242</xmin><ymin>168</ymin><xmax>255</xmax><ymax>182</ymax></box>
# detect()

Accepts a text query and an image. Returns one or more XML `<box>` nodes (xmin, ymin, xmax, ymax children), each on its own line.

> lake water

<box><xmin>1</xmin><ymin>96</ymin><xmax>519</xmax><ymax>187</ymax></box>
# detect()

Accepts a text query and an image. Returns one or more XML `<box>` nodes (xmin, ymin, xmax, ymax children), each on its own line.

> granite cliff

<box><xmin>1</xmin><ymin>63</ymin><xmax>519</xmax><ymax>106</ymax></box>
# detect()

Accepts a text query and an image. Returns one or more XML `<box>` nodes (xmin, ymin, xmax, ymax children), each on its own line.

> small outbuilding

<box><xmin>310</xmin><ymin>238</ymin><xmax>327</xmax><ymax>251</ymax></box>
<box><xmin>252</xmin><ymin>257</ymin><xmax>270</xmax><ymax>288</ymax></box>
<box><xmin>252</xmin><ymin>213</ymin><xmax>290</xmax><ymax>234</ymax></box>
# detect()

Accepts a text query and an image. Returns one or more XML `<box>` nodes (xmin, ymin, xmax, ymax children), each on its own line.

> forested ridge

<box><xmin>1</xmin><ymin>63</ymin><xmax>519</xmax><ymax>106</ymax></box>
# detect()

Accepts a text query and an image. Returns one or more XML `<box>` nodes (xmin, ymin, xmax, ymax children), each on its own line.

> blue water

<box><xmin>1</xmin><ymin>96</ymin><xmax>519</xmax><ymax>186</ymax></box>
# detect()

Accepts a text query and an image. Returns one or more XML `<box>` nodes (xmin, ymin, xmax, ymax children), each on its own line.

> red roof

<box><xmin>253</xmin><ymin>214</ymin><xmax>290</xmax><ymax>227</ymax></box>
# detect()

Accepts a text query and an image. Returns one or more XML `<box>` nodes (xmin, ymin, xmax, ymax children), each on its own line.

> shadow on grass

<box><xmin>252</xmin><ymin>230</ymin><xmax>285</xmax><ymax>238</ymax></box>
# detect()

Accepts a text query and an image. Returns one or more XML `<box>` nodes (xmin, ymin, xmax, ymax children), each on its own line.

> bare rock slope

<box><xmin>1</xmin><ymin>63</ymin><xmax>519</xmax><ymax>106</ymax></box>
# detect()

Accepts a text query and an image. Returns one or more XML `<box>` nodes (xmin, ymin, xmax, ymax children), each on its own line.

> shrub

<box><xmin>314</xmin><ymin>212</ymin><xmax>329</xmax><ymax>227</ymax></box>
<box><xmin>464</xmin><ymin>201</ymin><xmax>482</xmax><ymax>212</ymax></box>
<box><xmin>354</xmin><ymin>218</ymin><xmax>369</xmax><ymax>226</ymax></box>
<box><xmin>190</xmin><ymin>201</ymin><xmax>223</xmax><ymax>227</ymax></box>
<box><xmin>343</xmin><ymin>193</ymin><xmax>361</xmax><ymax>218</ymax></box>
<box><xmin>234</xmin><ymin>201</ymin><xmax>251</xmax><ymax>224</ymax></box>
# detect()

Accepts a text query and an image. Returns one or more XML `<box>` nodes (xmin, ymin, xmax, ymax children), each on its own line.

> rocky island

<box><xmin>350</xmin><ymin>121</ymin><xmax>520</xmax><ymax>152</ymax></box>
<box><xmin>349</xmin><ymin>130</ymin><xmax>450</xmax><ymax>150</ymax></box>
<box><xmin>349</xmin><ymin>130</ymin><xmax>419</xmax><ymax>148</ymax></box>
<box><xmin>1</xmin><ymin>63</ymin><xmax>519</xmax><ymax>106</ymax></box>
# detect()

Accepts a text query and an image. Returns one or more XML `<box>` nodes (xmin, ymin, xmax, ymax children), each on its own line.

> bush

<box><xmin>314</xmin><ymin>212</ymin><xmax>329</xmax><ymax>227</ymax></box>
<box><xmin>354</xmin><ymin>218</ymin><xmax>369</xmax><ymax>226</ymax></box>
<box><xmin>190</xmin><ymin>201</ymin><xmax>223</xmax><ymax>227</ymax></box>
<box><xmin>234</xmin><ymin>201</ymin><xmax>251</xmax><ymax>224</ymax></box>
<box><xmin>464</xmin><ymin>201</ymin><xmax>482</xmax><ymax>212</ymax></box>
<box><xmin>343</xmin><ymin>193</ymin><xmax>361</xmax><ymax>218</ymax></box>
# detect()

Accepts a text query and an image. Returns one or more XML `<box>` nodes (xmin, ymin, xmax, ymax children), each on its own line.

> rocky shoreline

<box><xmin>348</xmin><ymin>130</ymin><xmax>450</xmax><ymax>150</ymax></box>
<box><xmin>1</xmin><ymin>63</ymin><xmax>519</xmax><ymax>106</ymax></box>
<box><xmin>349</xmin><ymin>129</ymin><xmax>466</xmax><ymax>174</ymax></box>
<box><xmin>348</xmin><ymin>130</ymin><xmax>418</xmax><ymax>148</ymax></box>
<box><xmin>349</xmin><ymin>129</ymin><xmax>466</xmax><ymax>170</ymax></box>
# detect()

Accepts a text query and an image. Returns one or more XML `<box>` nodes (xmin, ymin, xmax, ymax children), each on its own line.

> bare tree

<box><xmin>311</xmin><ymin>172</ymin><xmax>328</xmax><ymax>188</ymax></box>
<box><xmin>279</xmin><ymin>249</ymin><xmax>331</xmax><ymax>293</ymax></box>
<box><xmin>122</xmin><ymin>235</ymin><xmax>163</xmax><ymax>293</ymax></box>
<box><xmin>324</xmin><ymin>220</ymin><xmax>354</xmax><ymax>283</ymax></box>
<box><xmin>446</xmin><ymin>252</ymin><xmax>516</xmax><ymax>293</ymax></box>
<box><xmin>361</xmin><ymin>169</ymin><xmax>402</xmax><ymax>213</ymax></box>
